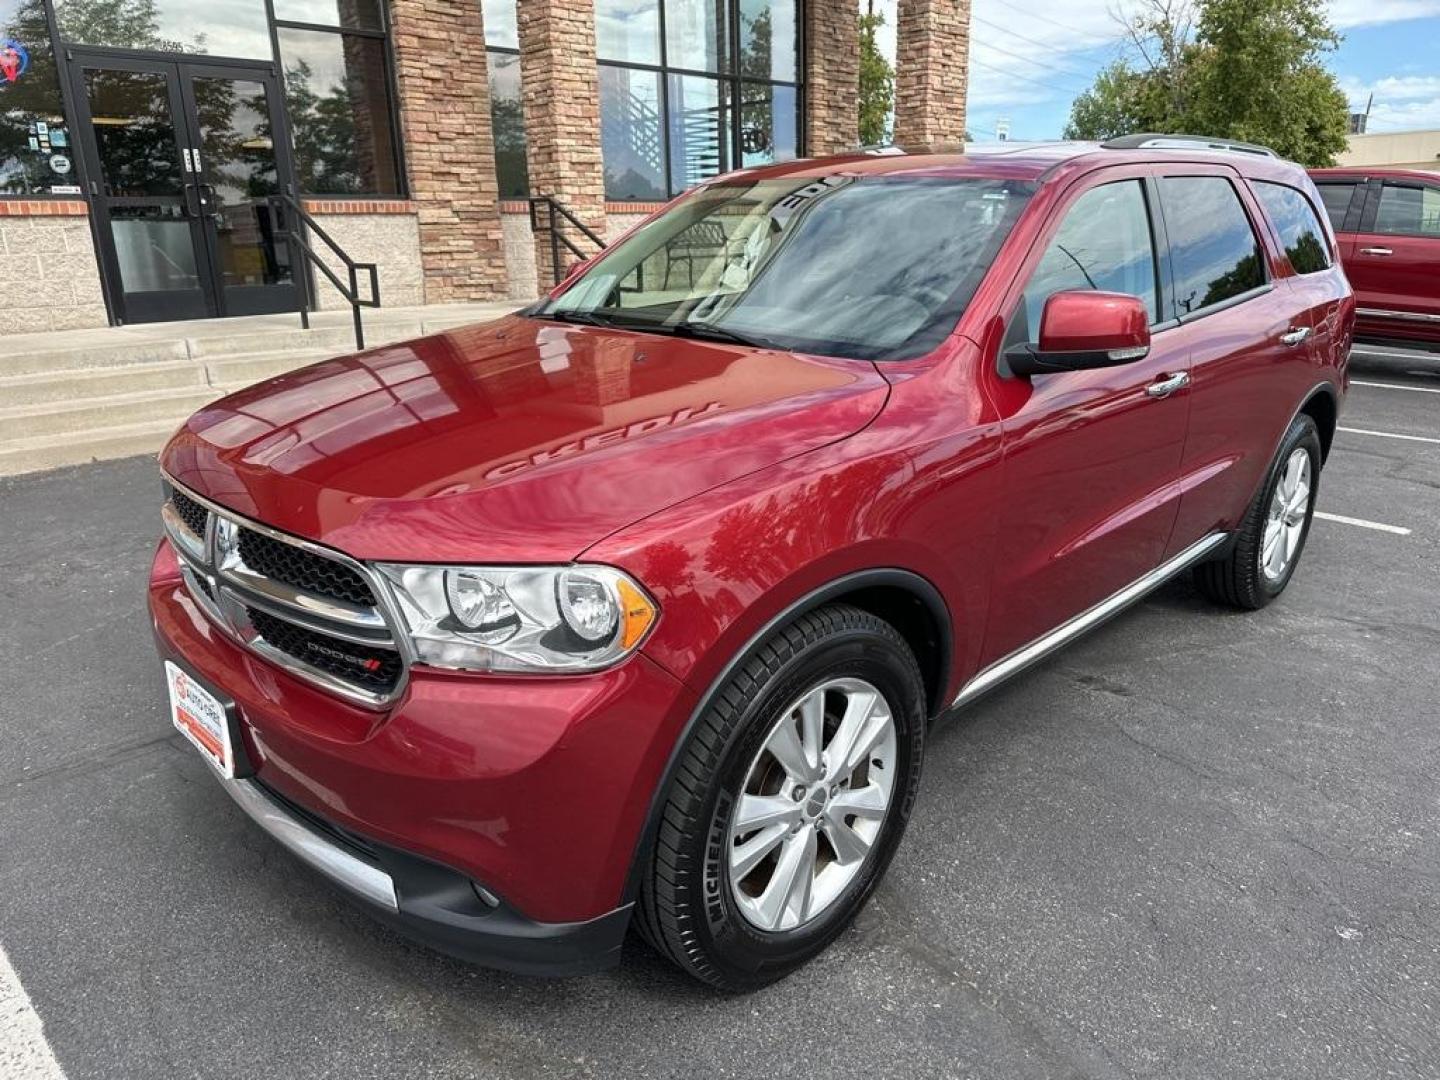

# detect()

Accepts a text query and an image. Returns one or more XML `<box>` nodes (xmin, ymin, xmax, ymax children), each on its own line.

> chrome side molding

<box><xmin>952</xmin><ymin>531</ymin><xmax>1229</xmax><ymax>709</ymax></box>
<box><xmin>220</xmin><ymin>775</ymin><xmax>399</xmax><ymax>913</ymax></box>
<box><xmin>1357</xmin><ymin>307</ymin><xmax>1440</xmax><ymax>325</ymax></box>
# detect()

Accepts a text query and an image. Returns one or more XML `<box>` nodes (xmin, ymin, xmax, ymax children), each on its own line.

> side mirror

<box><xmin>1004</xmin><ymin>290</ymin><xmax>1151</xmax><ymax>378</ymax></box>
<box><xmin>565</xmin><ymin>259</ymin><xmax>590</xmax><ymax>280</ymax></box>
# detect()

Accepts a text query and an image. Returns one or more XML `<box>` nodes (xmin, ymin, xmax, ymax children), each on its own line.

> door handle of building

<box><xmin>1145</xmin><ymin>371</ymin><xmax>1190</xmax><ymax>398</ymax></box>
<box><xmin>1359</xmin><ymin>247</ymin><xmax>1392</xmax><ymax>256</ymax></box>
<box><xmin>1280</xmin><ymin>327</ymin><xmax>1312</xmax><ymax>346</ymax></box>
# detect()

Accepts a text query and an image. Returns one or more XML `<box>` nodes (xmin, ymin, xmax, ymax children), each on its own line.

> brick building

<box><xmin>0</xmin><ymin>0</ymin><xmax>970</xmax><ymax>334</ymax></box>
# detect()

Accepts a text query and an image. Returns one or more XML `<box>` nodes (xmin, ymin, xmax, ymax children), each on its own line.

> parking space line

<box><xmin>1338</xmin><ymin>426</ymin><xmax>1440</xmax><ymax>446</ymax></box>
<box><xmin>1314</xmin><ymin>511</ymin><xmax>1412</xmax><ymax>536</ymax></box>
<box><xmin>0</xmin><ymin>945</ymin><xmax>66</xmax><ymax>1080</ymax></box>
<box><xmin>1352</xmin><ymin>379</ymin><xmax>1440</xmax><ymax>395</ymax></box>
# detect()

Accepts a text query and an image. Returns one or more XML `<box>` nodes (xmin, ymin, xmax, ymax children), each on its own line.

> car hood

<box><xmin>160</xmin><ymin>316</ymin><xmax>889</xmax><ymax>562</ymax></box>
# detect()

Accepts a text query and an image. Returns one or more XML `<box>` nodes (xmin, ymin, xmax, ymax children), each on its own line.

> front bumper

<box><xmin>149</xmin><ymin>540</ymin><xmax>696</xmax><ymax>975</ymax></box>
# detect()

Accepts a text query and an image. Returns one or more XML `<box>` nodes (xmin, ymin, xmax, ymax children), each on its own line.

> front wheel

<box><xmin>636</xmin><ymin>604</ymin><xmax>926</xmax><ymax>990</ymax></box>
<box><xmin>1194</xmin><ymin>413</ymin><xmax>1322</xmax><ymax>610</ymax></box>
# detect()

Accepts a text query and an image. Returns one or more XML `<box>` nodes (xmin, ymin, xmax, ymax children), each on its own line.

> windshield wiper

<box><xmin>666</xmin><ymin>320</ymin><xmax>781</xmax><ymax>350</ymax></box>
<box><xmin>530</xmin><ymin>309</ymin><xmax>616</xmax><ymax>328</ymax></box>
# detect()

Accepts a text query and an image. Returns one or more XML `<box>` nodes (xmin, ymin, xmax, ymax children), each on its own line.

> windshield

<box><xmin>532</xmin><ymin>174</ymin><xmax>1034</xmax><ymax>361</ymax></box>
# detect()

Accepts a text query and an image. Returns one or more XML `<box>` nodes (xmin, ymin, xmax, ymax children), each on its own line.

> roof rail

<box><xmin>1101</xmin><ymin>133</ymin><xmax>1279</xmax><ymax>159</ymax></box>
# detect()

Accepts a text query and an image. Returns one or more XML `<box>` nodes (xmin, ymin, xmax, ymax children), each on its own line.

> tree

<box><xmin>858</xmin><ymin>1</ymin><xmax>895</xmax><ymax>146</ymax></box>
<box><xmin>1063</xmin><ymin>0</ymin><xmax>1350</xmax><ymax>166</ymax></box>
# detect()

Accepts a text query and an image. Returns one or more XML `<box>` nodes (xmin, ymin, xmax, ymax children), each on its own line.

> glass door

<box><xmin>70</xmin><ymin>54</ymin><xmax>299</xmax><ymax>324</ymax></box>
<box><xmin>180</xmin><ymin>64</ymin><xmax>299</xmax><ymax>317</ymax></box>
<box><xmin>71</xmin><ymin>56</ymin><xmax>214</xmax><ymax>323</ymax></box>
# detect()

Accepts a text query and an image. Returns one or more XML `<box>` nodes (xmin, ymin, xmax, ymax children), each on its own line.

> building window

<box><xmin>275</xmin><ymin>9</ymin><xmax>401</xmax><ymax>196</ymax></box>
<box><xmin>53</xmin><ymin>0</ymin><xmax>273</xmax><ymax>58</ymax></box>
<box><xmin>1</xmin><ymin>0</ymin><xmax>72</xmax><ymax>195</ymax></box>
<box><xmin>596</xmin><ymin>0</ymin><xmax>801</xmax><ymax>201</ymax></box>
<box><xmin>482</xmin><ymin>0</ymin><xmax>528</xmax><ymax>198</ymax></box>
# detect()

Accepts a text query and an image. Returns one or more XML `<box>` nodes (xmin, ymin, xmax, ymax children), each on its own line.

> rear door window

<box><xmin>1372</xmin><ymin>182</ymin><xmax>1440</xmax><ymax>237</ymax></box>
<box><xmin>1019</xmin><ymin>179</ymin><xmax>1160</xmax><ymax>335</ymax></box>
<box><xmin>1253</xmin><ymin>181</ymin><xmax>1332</xmax><ymax>274</ymax></box>
<box><xmin>1158</xmin><ymin>176</ymin><xmax>1266</xmax><ymax>317</ymax></box>
<box><xmin>1315</xmin><ymin>182</ymin><xmax>1359</xmax><ymax>232</ymax></box>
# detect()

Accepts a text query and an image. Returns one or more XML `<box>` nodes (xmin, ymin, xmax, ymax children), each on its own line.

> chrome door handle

<box><xmin>1359</xmin><ymin>247</ymin><xmax>1392</xmax><ymax>256</ymax></box>
<box><xmin>1145</xmin><ymin>371</ymin><xmax>1190</xmax><ymax>398</ymax></box>
<box><xmin>1280</xmin><ymin>327</ymin><xmax>1312</xmax><ymax>346</ymax></box>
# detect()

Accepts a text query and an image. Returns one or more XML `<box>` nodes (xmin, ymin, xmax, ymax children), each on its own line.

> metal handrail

<box><xmin>268</xmin><ymin>193</ymin><xmax>381</xmax><ymax>350</ymax></box>
<box><xmin>528</xmin><ymin>196</ymin><xmax>607</xmax><ymax>286</ymax></box>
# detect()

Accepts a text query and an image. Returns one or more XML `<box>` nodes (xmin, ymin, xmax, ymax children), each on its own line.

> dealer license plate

<box><xmin>165</xmin><ymin>661</ymin><xmax>235</xmax><ymax>778</ymax></box>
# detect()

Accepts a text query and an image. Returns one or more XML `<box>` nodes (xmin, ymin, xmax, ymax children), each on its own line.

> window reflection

<box><xmin>668</xmin><ymin>75</ymin><xmax>730</xmax><ymax>193</ymax></box>
<box><xmin>739</xmin><ymin>0</ymin><xmax>796</xmax><ymax>82</ymax></box>
<box><xmin>84</xmin><ymin>69</ymin><xmax>184</xmax><ymax>197</ymax></box>
<box><xmin>1159</xmin><ymin>176</ymin><xmax>1265</xmax><ymax>315</ymax></box>
<box><xmin>599</xmin><ymin>66</ymin><xmax>665</xmax><ymax>200</ymax></box>
<box><xmin>596</xmin><ymin>0</ymin><xmax>661</xmax><ymax>65</ymax></box>
<box><xmin>1</xmin><ymin>0</ymin><xmax>74</xmax><ymax>195</ymax></box>
<box><xmin>1253</xmin><ymin>182</ymin><xmax>1331</xmax><ymax>275</ymax></box>
<box><xmin>482</xmin><ymin>0</ymin><xmax>518</xmax><ymax>49</ymax></box>
<box><xmin>666</xmin><ymin>0</ymin><xmax>728</xmax><ymax>73</ymax></box>
<box><xmin>278</xmin><ymin>27</ymin><xmax>401</xmax><ymax>194</ymax></box>
<box><xmin>489</xmin><ymin>52</ymin><xmax>528</xmax><ymax>198</ymax></box>
<box><xmin>54</xmin><ymin>0</ymin><xmax>273</xmax><ymax>59</ymax></box>
<box><xmin>272</xmin><ymin>0</ymin><xmax>384</xmax><ymax>31</ymax></box>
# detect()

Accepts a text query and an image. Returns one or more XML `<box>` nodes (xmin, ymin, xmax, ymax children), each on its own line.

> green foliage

<box><xmin>1063</xmin><ymin>0</ymin><xmax>1351</xmax><ymax>167</ymax></box>
<box><xmin>858</xmin><ymin>6</ymin><xmax>894</xmax><ymax>146</ymax></box>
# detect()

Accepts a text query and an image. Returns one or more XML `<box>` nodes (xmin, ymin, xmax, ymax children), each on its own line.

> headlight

<box><xmin>374</xmin><ymin>563</ymin><xmax>658</xmax><ymax>673</ymax></box>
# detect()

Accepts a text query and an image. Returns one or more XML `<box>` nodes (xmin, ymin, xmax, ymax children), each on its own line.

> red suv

<box><xmin>151</xmin><ymin>136</ymin><xmax>1352</xmax><ymax>990</ymax></box>
<box><xmin>1310</xmin><ymin>168</ymin><xmax>1440</xmax><ymax>348</ymax></box>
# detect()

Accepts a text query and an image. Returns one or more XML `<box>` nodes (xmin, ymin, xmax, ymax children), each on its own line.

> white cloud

<box><xmin>1341</xmin><ymin>74</ymin><xmax>1440</xmax><ymax>131</ymax></box>
<box><xmin>1326</xmin><ymin>0</ymin><xmax>1440</xmax><ymax>29</ymax></box>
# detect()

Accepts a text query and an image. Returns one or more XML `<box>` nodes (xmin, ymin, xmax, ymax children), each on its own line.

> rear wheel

<box><xmin>1194</xmin><ymin>413</ymin><xmax>1322</xmax><ymax>609</ymax></box>
<box><xmin>636</xmin><ymin>604</ymin><xmax>926</xmax><ymax>990</ymax></box>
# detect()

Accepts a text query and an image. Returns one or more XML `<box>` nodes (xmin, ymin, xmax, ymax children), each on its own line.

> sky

<box><xmin>863</xmin><ymin>0</ymin><xmax>1440</xmax><ymax>141</ymax></box>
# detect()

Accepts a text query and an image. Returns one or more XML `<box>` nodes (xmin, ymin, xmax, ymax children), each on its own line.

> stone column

<box><xmin>518</xmin><ymin>0</ymin><xmax>608</xmax><ymax>290</ymax></box>
<box><xmin>389</xmin><ymin>0</ymin><xmax>509</xmax><ymax>302</ymax></box>
<box><xmin>804</xmin><ymin>0</ymin><xmax>861</xmax><ymax>155</ymax></box>
<box><xmin>893</xmin><ymin>0</ymin><xmax>970</xmax><ymax>150</ymax></box>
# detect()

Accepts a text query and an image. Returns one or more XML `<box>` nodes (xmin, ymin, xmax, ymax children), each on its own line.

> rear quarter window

<box><xmin>1253</xmin><ymin>181</ymin><xmax>1332</xmax><ymax>275</ymax></box>
<box><xmin>1158</xmin><ymin>175</ymin><xmax>1267</xmax><ymax>317</ymax></box>
<box><xmin>1316</xmin><ymin>182</ymin><xmax>1359</xmax><ymax>232</ymax></box>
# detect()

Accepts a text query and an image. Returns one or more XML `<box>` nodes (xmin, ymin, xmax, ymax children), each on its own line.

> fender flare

<box><xmin>621</xmin><ymin>567</ymin><xmax>952</xmax><ymax>905</ymax></box>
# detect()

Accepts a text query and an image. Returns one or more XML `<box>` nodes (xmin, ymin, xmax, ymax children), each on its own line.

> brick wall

<box><xmin>0</xmin><ymin>201</ymin><xmax>107</xmax><ymax>333</ymax></box>
<box><xmin>894</xmin><ymin>0</ymin><xmax>970</xmax><ymax>149</ymax></box>
<box><xmin>389</xmin><ymin>0</ymin><xmax>509</xmax><ymax>302</ymax></box>
<box><xmin>517</xmin><ymin>0</ymin><xmax>608</xmax><ymax>289</ymax></box>
<box><xmin>805</xmin><ymin>0</ymin><xmax>861</xmax><ymax>155</ymax></box>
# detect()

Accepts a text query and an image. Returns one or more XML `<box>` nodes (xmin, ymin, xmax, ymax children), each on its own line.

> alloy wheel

<box><xmin>727</xmin><ymin>677</ymin><xmax>898</xmax><ymax>933</ymax></box>
<box><xmin>1262</xmin><ymin>447</ymin><xmax>1312</xmax><ymax>582</ymax></box>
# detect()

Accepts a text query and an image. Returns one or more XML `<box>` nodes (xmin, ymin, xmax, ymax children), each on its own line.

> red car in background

<box><xmin>151</xmin><ymin>136</ymin><xmax>1351</xmax><ymax>990</ymax></box>
<box><xmin>1311</xmin><ymin>168</ymin><xmax>1440</xmax><ymax>348</ymax></box>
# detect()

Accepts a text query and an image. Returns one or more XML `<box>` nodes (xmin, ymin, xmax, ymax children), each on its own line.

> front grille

<box><xmin>247</xmin><ymin>607</ymin><xmax>402</xmax><ymax>694</ymax></box>
<box><xmin>193</xmin><ymin>574</ymin><xmax>215</xmax><ymax>603</ymax></box>
<box><xmin>171</xmin><ymin>489</ymin><xmax>209</xmax><ymax>538</ymax></box>
<box><xmin>238</xmin><ymin>527</ymin><xmax>376</xmax><ymax>607</ymax></box>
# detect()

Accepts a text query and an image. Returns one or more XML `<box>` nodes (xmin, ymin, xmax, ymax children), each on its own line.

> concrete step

<box><xmin>0</xmin><ymin>385</ymin><xmax>224</xmax><ymax>441</ymax></box>
<box><xmin>0</xmin><ymin>339</ymin><xmax>192</xmax><ymax>378</ymax></box>
<box><xmin>0</xmin><ymin>360</ymin><xmax>208</xmax><ymax>408</ymax></box>
<box><xmin>0</xmin><ymin>418</ymin><xmax>179</xmax><ymax>478</ymax></box>
<box><xmin>183</xmin><ymin>319</ymin><xmax>426</xmax><ymax>358</ymax></box>
<box><xmin>205</xmin><ymin>348</ymin><xmax>339</xmax><ymax>388</ymax></box>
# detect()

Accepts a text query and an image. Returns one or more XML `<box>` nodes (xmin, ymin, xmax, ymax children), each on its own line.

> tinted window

<box><xmin>54</xmin><ymin>0</ymin><xmax>273</xmax><ymax>58</ymax></box>
<box><xmin>1</xmin><ymin>0</ymin><xmax>73</xmax><ymax>195</ymax></box>
<box><xmin>488</xmin><ymin>51</ymin><xmax>528</xmax><ymax>197</ymax></box>
<box><xmin>1316</xmin><ymin>182</ymin><xmax>1357</xmax><ymax>231</ymax></box>
<box><xmin>540</xmin><ymin>176</ymin><xmax>1033</xmax><ymax>361</ymax></box>
<box><xmin>1160</xmin><ymin>176</ymin><xmax>1265</xmax><ymax>316</ymax></box>
<box><xmin>1373</xmin><ymin>182</ymin><xmax>1440</xmax><ymax>238</ymax></box>
<box><xmin>1254</xmin><ymin>182</ymin><xmax>1331</xmax><ymax>275</ymax></box>
<box><xmin>1022</xmin><ymin>180</ymin><xmax>1159</xmax><ymax>333</ymax></box>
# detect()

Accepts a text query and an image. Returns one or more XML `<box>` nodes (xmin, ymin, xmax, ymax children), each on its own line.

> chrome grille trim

<box><xmin>161</xmin><ymin>474</ymin><xmax>410</xmax><ymax>709</ymax></box>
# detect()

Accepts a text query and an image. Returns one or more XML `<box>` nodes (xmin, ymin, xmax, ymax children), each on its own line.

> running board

<box><xmin>951</xmin><ymin>531</ymin><xmax>1230</xmax><ymax>709</ymax></box>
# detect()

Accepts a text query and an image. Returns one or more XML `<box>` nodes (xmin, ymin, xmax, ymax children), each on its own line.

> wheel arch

<box><xmin>1298</xmin><ymin>383</ymin><xmax>1339</xmax><ymax>462</ymax></box>
<box><xmin>621</xmin><ymin>567</ymin><xmax>953</xmax><ymax>906</ymax></box>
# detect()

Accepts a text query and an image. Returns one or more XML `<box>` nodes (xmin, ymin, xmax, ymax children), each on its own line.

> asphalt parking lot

<box><xmin>2</xmin><ymin>348</ymin><xmax>1437</xmax><ymax>1079</ymax></box>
